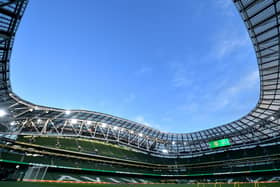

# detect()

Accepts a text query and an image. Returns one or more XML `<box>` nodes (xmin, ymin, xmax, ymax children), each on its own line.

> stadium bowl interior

<box><xmin>0</xmin><ymin>0</ymin><xmax>280</xmax><ymax>185</ymax></box>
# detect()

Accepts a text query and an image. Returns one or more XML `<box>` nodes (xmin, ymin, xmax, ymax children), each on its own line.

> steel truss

<box><xmin>1</xmin><ymin>0</ymin><xmax>280</xmax><ymax>157</ymax></box>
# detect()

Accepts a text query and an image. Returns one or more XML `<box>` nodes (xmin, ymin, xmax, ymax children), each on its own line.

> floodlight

<box><xmin>70</xmin><ymin>119</ymin><xmax>78</xmax><ymax>124</ymax></box>
<box><xmin>65</xmin><ymin>110</ymin><xmax>71</xmax><ymax>115</ymax></box>
<box><xmin>162</xmin><ymin>149</ymin><xmax>168</xmax><ymax>154</ymax></box>
<box><xmin>0</xmin><ymin>109</ymin><xmax>7</xmax><ymax>117</ymax></box>
<box><xmin>101</xmin><ymin>123</ymin><xmax>107</xmax><ymax>128</ymax></box>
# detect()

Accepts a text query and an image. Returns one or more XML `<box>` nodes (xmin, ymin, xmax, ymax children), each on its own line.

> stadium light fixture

<box><xmin>86</xmin><ymin>121</ymin><xmax>91</xmax><ymax>125</ymax></box>
<box><xmin>65</xmin><ymin>110</ymin><xmax>71</xmax><ymax>115</ymax></box>
<box><xmin>10</xmin><ymin>121</ymin><xmax>16</xmax><ymax>126</ymax></box>
<box><xmin>113</xmin><ymin>126</ymin><xmax>118</xmax><ymax>130</ymax></box>
<box><xmin>29</xmin><ymin>108</ymin><xmax>33</xmax><ymax>112</ymax></box>
<box><xmin>101</xmin><ymin>123</ymin><xmax>107</xmax><ymax>128</ymax></box>
<box><xmin>172</xmin><ymin>141</ymin><xmax>176</xmax><ymax>145</ymax></box>
<box><xmin>70</xmin><ymin>119</ymin><xmax>78</xmax><ymax>124</ymax></box>
<box><xmin>130</xmin><ymin>130</ymin><xmax>134</xmax><ymax>134</ymax></box>
<box><xmin>162</xmin><ymin>149</ymin><xmax>168</xmax><ymax>154</ymax></box>
<box><xmin>270</xmin><ymin>116</ymin><xmax>275</xmax><ymax>121</ymax></box>
<box><xmin>139</xmin><ymin>133</ymin><xmax>143</xmax><ymax>137</ymax></box>
<box><xmin>0</xmin><ymin>109</ymin><xmax>7</xmax><ymax>117</ymax></box>
<box><xmin>37</xmin><ymin>119</ymin><xmax>42</xmax><ymax>124</ymax></box>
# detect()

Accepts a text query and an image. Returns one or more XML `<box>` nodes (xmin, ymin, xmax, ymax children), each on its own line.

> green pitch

<box><xmin>0</xmin><ymin>181</ymin><xmax>279</xmax><ymax>187</ymax></box>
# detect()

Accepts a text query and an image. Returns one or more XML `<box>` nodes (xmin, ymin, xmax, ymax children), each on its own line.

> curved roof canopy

<box><xmin>0</xmin><ymin>0</ymin><xmax>280</xmax><ymax>157</ymax></box>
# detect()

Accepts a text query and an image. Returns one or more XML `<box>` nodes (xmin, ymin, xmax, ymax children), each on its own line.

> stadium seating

<box><xmin>16</xmin><ymin>136</ymin><xmax>280</xmax><ymax>166</ymax></box>
<box><xmin>16</xmin><ymin>136</ymin><xmax>168</xmax><ymax>164</ymax></box>
<box><xmin>2</xmin><ymin>136</ymin><xmax>280</xmax><ymax>183</ymax></box>
<box><xmin>6</xmin><ymin>135</ymin><xmax>279</xmax><ymax>176</ymax></box>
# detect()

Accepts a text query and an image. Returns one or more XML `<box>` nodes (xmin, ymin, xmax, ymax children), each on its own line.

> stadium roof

<box><xmin>0</xmin><ymin>0</ymin><xmax>280</xmax><ymax>157</ymax></box>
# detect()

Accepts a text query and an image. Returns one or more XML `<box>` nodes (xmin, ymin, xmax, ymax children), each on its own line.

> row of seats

<box><xmin>17</xmin><ymin>136</ymin><xmax>280</xmax><ymax>165</ymax></box>
<box><xmin>0</xmin><ymin>150</ymin><xmax>157</xmax><ymax>174</ymax></box>
<box><xmin>1</xmin><ymin>146</ymin><xmax>280</xmax><ymax>176</ymax></box>
<box><xmin>17</xmin><ymin>136</ymin><xmax>171</xmax><ymax>164</ymax></box>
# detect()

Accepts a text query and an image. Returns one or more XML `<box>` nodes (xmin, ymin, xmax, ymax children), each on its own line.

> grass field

<box><xmin>0</xmin><ymin>181</ymin><xmax>279</xmax><ymax>187</ymax></box>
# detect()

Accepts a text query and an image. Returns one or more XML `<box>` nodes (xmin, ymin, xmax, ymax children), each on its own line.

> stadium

<box><xmin>0</xmin><ymin>0</ymin><xmax>280</xmax><ymax>186</ymax></box>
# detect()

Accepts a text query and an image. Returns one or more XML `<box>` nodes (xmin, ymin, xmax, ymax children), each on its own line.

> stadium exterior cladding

<box><xmin>0</xmin><ymin>0</ymin><xmax>280</xmax><ymax>157</ymax></box>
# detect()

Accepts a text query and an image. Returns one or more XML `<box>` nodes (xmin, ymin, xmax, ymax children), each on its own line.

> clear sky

<box><xmin>10</xmin><ymin>0</ymin><xmax>259</xmax><ymax>133</ymax></box>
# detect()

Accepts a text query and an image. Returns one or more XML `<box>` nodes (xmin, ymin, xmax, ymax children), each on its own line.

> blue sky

<box><xmin>11</xmin><ymin>0</ymin><xmax>259</xmax><ymax>133</ymax></box>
